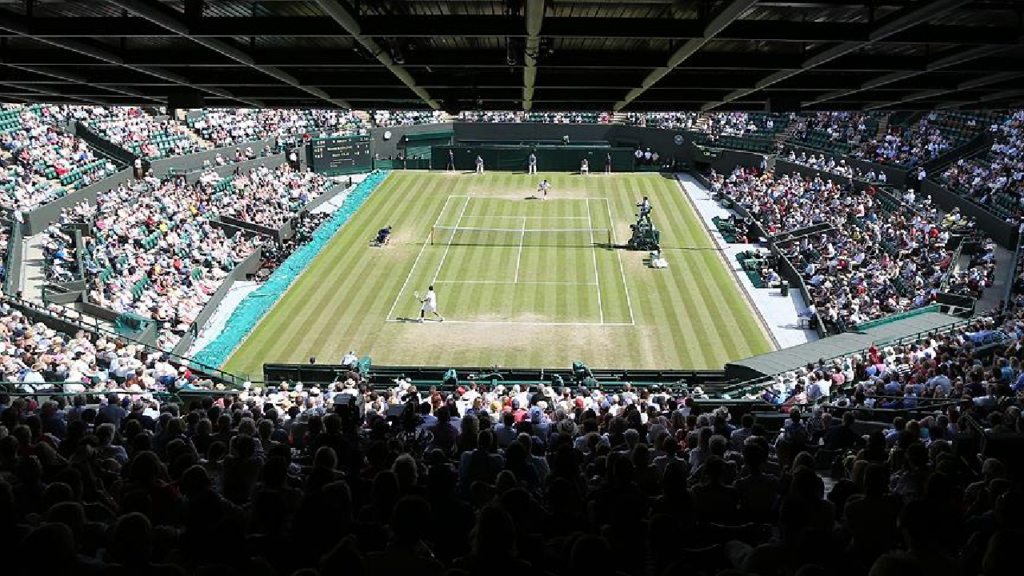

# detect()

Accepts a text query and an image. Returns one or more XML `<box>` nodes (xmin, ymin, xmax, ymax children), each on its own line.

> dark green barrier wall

<box><xmin>432</xmin><ymin>145</ymin><xmax>636</xmax><ymax>172</ymax></box>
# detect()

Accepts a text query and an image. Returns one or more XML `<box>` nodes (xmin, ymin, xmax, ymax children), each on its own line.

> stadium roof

<box><xmin>0</xmin><ymin>0</ymin><xmax>1022</xmax><ymax>112</ymax></box>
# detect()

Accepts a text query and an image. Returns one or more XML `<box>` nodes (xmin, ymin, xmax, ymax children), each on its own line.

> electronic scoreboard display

<box><xmin>308</xmin><ymin>134</ymin><xmax>372</xmax><ymax>175</ymax></box>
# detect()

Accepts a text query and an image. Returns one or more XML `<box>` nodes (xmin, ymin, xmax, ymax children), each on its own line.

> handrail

<box><xmin>939</xmin><ymin>238</ymin><xmax>967</xmax><ymax>293</ymax></box>
<box><xmin>960</xmin><ymin>413</ymin><xmax>985</xmax><ymax>437</ymax></box>
<box><xmin>853</xmin><ymin>304</ymin><xmax>942</xmax><ymax>332</ymax></box>
<box><xmin>1003</xmin><ymin>236</ymin><xmax>1023</xmax><ymax>313</ymax></box>
<box><xmin>3</xmin><ymin>219</ymin><xmax>20</xmax><ymax>296</ymax></box>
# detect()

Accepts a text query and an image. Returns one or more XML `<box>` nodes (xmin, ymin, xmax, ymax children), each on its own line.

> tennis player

<box><xmin>419</xmin><ymin>285</ymin><xmax>444</xmax><ymax>323</ymax></box>
<box><xmin>538</xmin><ymin>179</ymin><xmax>551</xmax><ymax>200</ymax></box>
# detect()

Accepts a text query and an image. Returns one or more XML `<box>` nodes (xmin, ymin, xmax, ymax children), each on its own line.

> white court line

<box><xmin>435</xmin><ymin>280</ymin><xmax>598</xmax><ymax>286</ymax></box>
<box><xmin>385</xmin><ymin>194</ymin><xmax>454</xmax><ymax>321</ymax></box>
<box><xmin>386</xmin><ymin>319</ymin><xmax>635</xmax><ymax>327</ymax></box>
<box><xmin>605</xmin><ymin>197</ymin><xmax>636</xmax><ymax>325</ymax></box>
<box><xmin>431</xmin><ymin>196</ymin><xmax>471</xmax><ymax>284</ymax></box>
<box><xmin>586</xmin><ymin>198</ymin><xmax>604</xmax><ymax>323</ymax></box>
<box><xmin>513</xmin><ymin>216</ymin><xmax>526</xmax><ymax>283</ymax></box>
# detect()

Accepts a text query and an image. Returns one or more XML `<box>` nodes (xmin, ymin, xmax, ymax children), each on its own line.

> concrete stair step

<box><xmin>876</xmin><ymin>114</ymin><xmax>890</xmax><ymax>139</ymax></box>
<box><xmin>21</xmin><ymin>233</ymin><xmax>47</xmax><ymax>303</ymax></box>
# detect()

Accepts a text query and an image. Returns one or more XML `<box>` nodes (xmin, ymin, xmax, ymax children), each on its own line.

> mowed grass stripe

<box><xmin>659</xmin><ymin>175</ymin><xmax>769</xmax><ymax>361</ymax></box>
<box><xmin>662</xmin><ymin>176</ymin><xmax>769</xmax><ymax>358</ymax></box>
<box><xmin>594</xmin><ymin>178</ymin><xmax>630</xmax><ymax>325</ymax></box>
<box><xmin>657</xmin><ymin>175</ymin><xmax>753</xmax><ymax>363</ymax></box>
<box><xmin>226</xmin><ymin>173</ymin><xmax>441</xmax><ymax>373</ymax></box>
<box><xmin>648</xmin><ymin>175</ymin><xmax>720</xmax><ymax>365</ymax></box>
<box><xmin>264</xmin><ymin>174</ymin><xmax>434</xmax><ymax>358</ymax></box>
<box><xmin>223</xmin><ymin>174</ymin><xmax>411</xmax><ymax>370</ymax></box>
<box><xmin>627</xmin><ymin>177</ymin><xmax>700</xmax><ymax>367</ymax></box>
<box><xmin>652</xmin><ymin>177</ymin><xmax>728</xmax><ymax>365</ymax></box>
<box><xmin>224</xmin><ymin>171</ymin><xmax>771</xmax><ymax>376</ymax></box>
<box><xmin>607</xmin><ymin>180</ymin><xmax>660</xmax><ymax>365</ymax></box>
<box><xmin>589</xmin><ymin>195</ymin><xmax>628</xmax><ymax>324</ymax></box>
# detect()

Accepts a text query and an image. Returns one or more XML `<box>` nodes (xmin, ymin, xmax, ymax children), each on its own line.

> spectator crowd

<box><xmin>789</xmin><ymin>112</ymin><xmax>880</xmax><ymax>155</ymax></box>
<box><xmin>853</xmin><ymin>112</ymin><xmax>993</xmax><ymax>169</ymax></box>
<box><xmin>782</xmin><ymin>148</ymin><xmax>888</xmax><ymax>183</ymax></box>
<box><xmin>210</xmin><ymin>165</ymin><xmax>335</xmax><ymax>230</ymax></box>
<box><xmin>38</xmin><ymin>161</ymin><xmax>340</xmax><ymax>350</ymax></box>
<box><xmin>70</xmin><ymin>106</ymin><xmax>207</xmax><ymax>160</ymax></box>
<box><xmin>627</xmin><ymin>112</ymin><xmax>789</xmax><ymax>141</ymax></box>
<box><xmin>64</xmin><ymin>176</ymin><xmax>258</xmax><ymax>350</ymax></box>
<box><xmin>712</xmin><ymin>167</ymin><xmax>986</xmax><ymax>331</ymax></box>
<box><xmin>0</xmin><ymin>104</ymin><xmax>119</xmax><ymax>212</ymax></box>
<box><xmin>0</xmin><ymin>293</ymin><xmax>1021</xmax><ymax>576</ymax></box>
<box><xmin>941</xmin><ymin>111</ymin><xmax>1024</xmax><ymax>222</ymax></box>
<box><xmin>459</xmin><ymin>111</ymin><xmax>611</xmax><ymax>124</ymax></box>
<box><xmin>188</xmin><ymin>109</ymin><xmax>365</xmax><ymax>149</ymax></box>
<box><xmin>371</xmin><ymin>110</ymin><xmax>446</xmax><ymax>127</ymax></box>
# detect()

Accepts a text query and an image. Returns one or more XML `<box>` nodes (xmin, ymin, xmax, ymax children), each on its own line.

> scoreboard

<box><xmin>308</xmin><ymin>134</ymin><xmax>372</xmax><ymax>175</ymax></box>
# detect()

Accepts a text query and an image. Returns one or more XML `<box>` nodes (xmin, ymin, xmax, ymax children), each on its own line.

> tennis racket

<box><xmin>414</xmin><ymin>291</ymin><xmax>420</xmax><ymax>301</ymax></box>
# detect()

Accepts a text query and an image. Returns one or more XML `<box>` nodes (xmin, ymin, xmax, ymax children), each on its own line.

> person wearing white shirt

<box><xmin>461</xmin><ymin>383</ymin><xmax>480</xmax><ymax>405</ymax></box>
<box><xmin>418</xmin><ymin>285</ymin><xmax>444</xmax><ymax>323</ymax></box>
<box><xmin>807</xmin><ymin>376</ymin><xmax>831</xmax><ymax>402</ymax></box>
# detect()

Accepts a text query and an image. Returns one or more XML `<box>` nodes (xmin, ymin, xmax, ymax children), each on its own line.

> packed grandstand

<box><xmin>1</xmin><ymin>99</ymin><xmax>1023</xmax><ymax>576</ymax></box>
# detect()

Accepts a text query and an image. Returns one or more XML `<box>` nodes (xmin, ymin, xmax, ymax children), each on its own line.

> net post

<box><xmin>430</xmin><ymin>226</ymin><xmax>434</xmax><ymax>245</ymax></box>
<box><xmin>606</xmin><ymin>228</ymin><xmax>612</xmax><ymax>247</ymax></box>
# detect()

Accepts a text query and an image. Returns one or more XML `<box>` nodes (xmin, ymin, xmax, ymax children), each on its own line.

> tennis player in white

<box><xmin>419</xmin><ymin>285</ymin><xmax>444</xmax><ymax>323</ymax></box>
<box><xmin>538</xmin><ymin>179</ymin><xmax>551</xmax><ymax>200</ymax></box>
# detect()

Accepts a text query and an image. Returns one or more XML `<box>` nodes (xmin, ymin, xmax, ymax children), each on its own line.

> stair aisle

<box><xmin>875</xmin><ymin>114</ymin><xmax>890</xmax><ymax>139</ymax></box>
<box><xmin>21</xmin><ymin>233</ymin><xmax>46</xmax><ymax>302</ymax></box>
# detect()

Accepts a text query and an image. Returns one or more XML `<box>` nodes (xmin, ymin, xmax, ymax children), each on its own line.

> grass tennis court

<box><xmin>223</xmin><ymin>171</ymin><xmax>773</xmax><ymax>378</ymax></box>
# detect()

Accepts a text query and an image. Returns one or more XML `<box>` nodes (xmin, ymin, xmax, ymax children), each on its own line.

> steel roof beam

<box><xmin>314</xmin><ymin>0</ymin><xmax>438</xmax><ymax>110</ymax></box>
<box><xmin>703</xmin><ymin>0</ymin><xmax>974</xmax><ymax>111</ymax></box>
<box><xmin>864</xmin><ymin>70</ymin><xmax>1024</xmax><ymax>109</ymax></box>
<box><xmin>0</xmin><ymin>9</ymin><xmax>261</xmax><ymax>107</ymax></box>
<box><xmin>8</xmin><ymin>16</ymin><xmax>1020</xmax><ymax>46</ymax></box>
<box><xmin>0</xmin><ymin>81</ymin><xmax>111</xmax><ymax>105</ymax></box>
<box><xmin>104</xmin><ymin>0</ymin><xmax>346</xmax><ymax>108</ymax></box>
<box><xmin>522</xmin><ymin>0</ymin><xmax>545</xmax><ymax>111</ymax></box>
<box><xmin>809</xmin><ymin>44</ymin><xmax>1014</xmax><ymax>107</ymax></box>
<box><xmin>613</xmin><ymin>0</ymin><xmax>758</xmax><ymax>112</ymax></box>
<box><xmin>11</xmin><ymin>47</ymin><xmax>1017</xmax><ymax>73</ymax></box>
<box><xmin>2</xmin><ymin>63</ymin><xmax>155</xmax><ymax>102</ymax></box>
